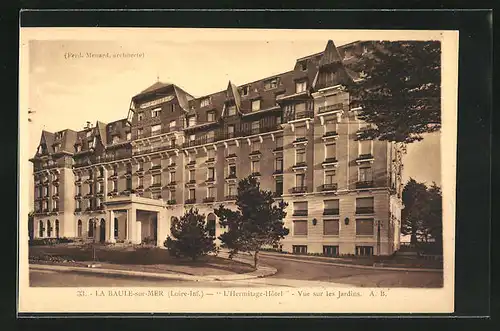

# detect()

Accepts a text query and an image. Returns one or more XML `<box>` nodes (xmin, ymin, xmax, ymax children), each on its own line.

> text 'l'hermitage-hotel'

<box><xmin>30</xmin><ymin>40</ymin><xmax>405</xmax><ymax>256</ymax></box>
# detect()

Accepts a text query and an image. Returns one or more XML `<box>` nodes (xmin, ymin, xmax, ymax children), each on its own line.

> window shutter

<box><xmin>356</xmin><ymin>197</ymin><xmax>374</xmax><ymax>208</ymax></box>
<box><xmin>323</xmin><ymin>220</ymin><xmax>339</xmax><ymax>235</ymax></box>
<box><xmin>356</xmin><ymin>219</ymin><xmax>374</xmax><ymax>235</ymax></box>
<box><xmin>293</xmin><ymin>220</ymin><xmax>308</xmax><ymax>235</ymax></box>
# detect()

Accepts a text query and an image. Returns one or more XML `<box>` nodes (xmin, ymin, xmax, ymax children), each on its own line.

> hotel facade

<box><xmin>30</xmin><ymin>40</ymin><xmax>405</xmax><ymax>256</ymax></box>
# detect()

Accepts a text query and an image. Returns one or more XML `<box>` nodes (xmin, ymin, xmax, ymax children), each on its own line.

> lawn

<box><xmin>29</xmin><ymin>243</ymin><xmax>255</xmax><ymax>276</ymax></box>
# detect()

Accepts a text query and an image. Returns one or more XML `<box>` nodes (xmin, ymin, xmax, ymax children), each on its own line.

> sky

<box><xmin>25</xmin><ymin>29</ymin><xmax>442</xmax><ymax>208</ymax></box>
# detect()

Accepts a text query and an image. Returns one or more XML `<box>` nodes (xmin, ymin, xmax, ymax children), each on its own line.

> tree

<box><xmin>164</xmin><ymin>208</ymin><xmax>217</xmax><ymax>261</ymax></box>
<box><xmin>401</xmin><ymin>178</ymin><xmax>430</xmax><ymax>244</ymax></box>
<box><xmin>424</xmin><ymin>183</ymin><xmax>443</xmax><ymax>253</ymax></box>
<box><xmin>348</xmin><ymin>41</ymin><xmax>441</xmax><ymax>143</ymax></box>
<box><xmin>214</xmin><ymin>175</ymin><xmax>289</xmax><ymax>268</ymax></box>
<box><xmin>28</xmin><ymin>211</ymin><xmax>34</xmax><ymax>240</ymax></box>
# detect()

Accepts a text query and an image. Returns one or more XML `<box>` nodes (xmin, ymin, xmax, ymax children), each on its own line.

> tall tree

<box><xmin>164</xmin><ymin>208</ymin><xmax>217</xmax><ymax>261</ymax></box>
<box><xmin>214</xmin><ymin>175</ymin><xmax>289</xmax><ymax>268</ymax></box>
<box><xmin>348</xmin><ymin>41</ymin><xmax>441</xmax><ymax>143</ymax></box>
<box><xmin>425</xmin><ymin>183</ymin><xmax>443</xmax><ymax>252</ymax></box>
<box><xmin>401</xmin><ymin>178</ymin><xmax>429</xmax><ymax>244</ymax></box>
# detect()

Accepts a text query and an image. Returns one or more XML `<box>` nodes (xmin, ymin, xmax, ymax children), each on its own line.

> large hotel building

<box><xmin>30</xmin><ymin>40</ymin><xmax>405</xmax><ymax>256</ymax></box>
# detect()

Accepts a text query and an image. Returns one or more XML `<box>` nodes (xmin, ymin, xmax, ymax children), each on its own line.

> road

<box><xmin>29</xmin><ymin>254</ymin><xmax>443</xmax><ymax>288</ymax></box>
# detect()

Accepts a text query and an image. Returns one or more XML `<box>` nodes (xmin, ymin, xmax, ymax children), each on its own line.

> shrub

<box><xmin>29</xmin><ymin>237</ymin><xmax>75</xmax><ymax>246</ymax></box>
<box><xmin>141</xmin><ymin>236</ymin><xmax>156</xmax><ymax>245</ymax></box>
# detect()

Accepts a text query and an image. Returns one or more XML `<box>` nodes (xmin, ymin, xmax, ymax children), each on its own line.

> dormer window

<box><xmin>151</xmin><ymin>108</ymin><xmax>161</xmax><ymax>118</ymax></box>
<box><xmin>207</xmin><ymin>111</ymin><xmax>216</xmax><ymax>122</ymax></box>
<box><xmin>86</xmin><ymin>130</ymin><xmax>92</xmax><ymax>138</ymax></box>
<box><xmin>296</xmin><ymin>81</ymin><xmax>307</xmax><ymax>93</ymax></box>
<box><xmin>53</xmin><ymin>144</ymin><xmax>60</xmax><ymax>153</ymax></box>
<box><xmin>240</xmin><ymin>86</ymin><xmax>249</xmax><ymax>96</ymax></box>
<box><xmin>227</xmin><ymin>105</ymin><xmax>237</xmax><ymax>116</ymax></box>
<box><xmin>265</xmin><ymin>77</ymin><xmax>280</xmax><ymax>90</ymax></box>
<box><xmin>187</xmin><ymin>116</ymin><xmax>197</xmax><ymax>127</ymax></box>
<box><xmin>137</xmin><ymin>112</ymin><xmax>144</xmax><ymax>121</ymax></box>
<box><xmin>75</xmin><ymin>145</ymin><xmax>81</xmax><ymax>153</ymax></box>
<box><xmin>251</xmin><ymin>99</ymin><xmax>261</xmax><ymax>112</ymax></box>
<box><xmin>299</xmin><ymin>60</ymin><xmax>307</xmax><ymax>71</ymax></box>
<box><xmin>126</xmin><ymin>132</ymin><xmax>131</xmax><ymax>140</ymax></box>
<box><xmin>200</xmin><ymin>97</ymin><xmax>211</xmax><ymax>108</ymax></box>
<box><xmin>112</xmin><ymin>135</ymin><xmax>120</xmax><ymax>144</ymax></box>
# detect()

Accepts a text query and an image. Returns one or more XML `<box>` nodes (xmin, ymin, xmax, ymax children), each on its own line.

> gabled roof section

<box><xmin>319</xmin><ymin>40</ymin><xmax>344</xmax><ymax>67</ymax></box>
<box><xmin>227</xmin><ymin>80</ymin><xmax>241</xmax><ymax>110</ymax></box>
<box><xmin>173</xmin><ymin>85</ymin><xmax>194</xmax><ymax>112</ymax></box>
<box><xmin>138</xmin><ymin>81</ymin><xmax>172</xmax><ymax>95</ymax></box>
<box><xmin>40</xmin><ymin>130</ymin><xmax>55</xmax><ymax>154</ymax></box>
<box><xmin>96</xmin><ymin>121</ymin><xmax>108</xmax><ymax>146</ymax></box>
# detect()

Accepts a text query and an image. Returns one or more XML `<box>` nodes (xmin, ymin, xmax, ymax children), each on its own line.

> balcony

<box><xmin>272</xmin><ymin>191</ymin><xmax>283</xmax><ymax>198</ymax></box>
<box><xmin>52</xmin><ymin>207</ymin><xmax>59</xmax><ymax>213</ymax></box>
<box><xmin>166</xmin><ymin>181</ymin><xmax>177</xmax><ymax>187</ymax></box>
<box><xmin>225</xmin><ymin>153</ymin><xmax>237</xmax><ymax>160</ymax></box>
<box><xmin>118</xmin><ymin>190</ymin><xmax>132</xmax><ymax>196</ymax></box>
<box><xmin>290</xmin><ymin>186</ymin><xmax>307</xmax><ymax>194</ymax></box>
<box><xmin>124</xmin><ymin>172</ymin><xmax>133</xmax><ymax>178</ymax></box>
<box><xmin>185</xmin><ymin>198</ymin><xmax>196</xmax><ymax>205</ymax></box>
<box><xmin>107</xmin><ymin>189</ymin><xmax>118</xmax><ymax>197</ymax></box>
<box><xmin>224</xmin><ymin>195</ymin><xmax>238</xmax><ymax>201</ymax></box>
<box><xmin>273</xmin><ymin>169</ymin><xmax>283</xmax><ymax>176</ymax></box>
<box><xmin>225</xmin><ymin>173</ymin><xmax>237</xmax><ymax>182</ymax></box>
<box><xmin>74</xmin><ymin>208</ymin><xmax>82</xmax><ymax>213</ymax></box>
<box><xmin>206</xmin><ymin>177</ymin><xmax>215</xmax><ymax>184</ymax></box>
<box><xmin>74</xmin><ymin>178</ymin><xmax>82</xmax><ymax>184</ymax></box>
<box><xmin>203</xmin><ymin>197</ymin><xmax>215</xmax><ymax>203</ymax></box>
<box><xmin>323</xmin><ymin>208</ymin><xmax>340</xmax><ymax>216</ymax></box>
<box><xmin>108</xmin><ymin>174</ymin><xmax>118</xmax><ymax>180</ymax></box>
<box><xmin>248</xmin><ymin>150</ymin><xmax>262</xmax><ymax>160</ymax></box>
<box><xmin>185</xmin><ymin>160</ymin><xmax>196</xmax><ymax>169</ymax></box>
<box><xmin>318</xmin><ymin>103</ymin><xmax>344</xmax><ymax>114</ymax></box>
<box><xmin>42</xmin><ymin>208</ymin><xmax>50</xmax><ymax>213</ymax></box>
<box><xmin>135</xmin><ymin>185</ymin><xmax>144</xmax><ymax>192</ymax></box>
<box><xmin>132</xmin><ymin>144</ymin><xmax>178</xmax><ymax>157</ymax></box>
<box><xmin>166</xmin><ymin>163</ymin><xmax>176</xmax><ymax>170</ymax></box>
<box><xmin>272</xmin><ymin>146</ymin><xmax>284</xmax><ymax>154</ymax></box>
<box><xmin>167</xmin><ymin>199</ymin><xmax>176</xmax><ymax>205</ymax></box>
<box><xmin>205</xmin><ymin>157</ymin><xmax>216</xmax><ymax>165</ymax></box>
<box><xmin>322</xmin><ymin>157</ymin><xmax>338</xmax><ymax>167</ymax></box>
<box><xmin>292</xmin><ymin>210</ymin><xmax>308</xmax><ymax>216</ymax></box>
<box><xmin>322</xmin><ymin>131</ymin><xmax>339</xmax><ymax>140</ymax></box>
<box><xmin>356</xmin><ymin>206</ymin><xmax>374</xmax><ymax>214</ymax></box>
<box><xmin>150</xmin><ymin>183</ymin><xmax>162</xmax><ymax>189</ymax></box>
<box><xmin>320</xmin><ymin>183</ymin><xmax>338</xmax><ymax>191</ymax></box>
<box><xmin>356</xmin><ymin>181</ymin><xmax>374</xmax><ymax>189</ymax></box>
<box><xmin>96</xmin><ymin>174</ymin><xmax>105</xmax><ymax>181</ymax></box>
<box><xmin>292</xmin><ymin>137</ymin><xmax>308</xmax><ymax>146</ymax></box>
<box><xmin>182</xmin><ymin>136</ymin><xmax>216</xmax><ymax>148</ymax></box>
<box><xmin>185</xmin><ymin>180</ymin><xmax>197</xmax><ymax>187</ymax></box>
<box><xmin>284</xmin><ymin>110</ymin><xmax>314</xmax><ymax>123</ymax></box>
<box><xmin>292</xmin><ymin>162</ymin><xmax>307</xmax><ymax>170</ymax></box>
<box><xmin>356</xmin><ymin>154</ymin><xmax>374</xmax><ymax>164</ymax></box>
<box><xmin>150</xmin><ymin>164</ymin><xmax>162</xmax><ymax>171</ymax></box>
<box><xmin>74</xmin><ymin>193</ymin><xmax>82</xmax><ymax>200</ymax></box>
<box><xmin>251</xmin><ymin>172</ymin><xmax>261</xmax><ymax>177</ymax></box>
<box><xmin>96</xmin><ymin>204</ymin><xmax>105</xmax><ymax>211</ymax></box>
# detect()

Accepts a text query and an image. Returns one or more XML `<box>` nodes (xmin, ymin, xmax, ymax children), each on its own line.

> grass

<box><xmin>29</xmin><ymin>243</ymin><xmax>256</xmax><ymax>276</ymax></box>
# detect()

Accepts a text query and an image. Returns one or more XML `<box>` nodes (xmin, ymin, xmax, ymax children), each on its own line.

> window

<box><xmin>126</xmin><ymin>132</ymin><xmax>131</xmax><ymax>140</ymax></box>
<box><xmin>76</xmin><ymin>185</ymin><xmax>81</xmax><ymax>195</ymax></box>
<box><xmin>251</xmin><ymin>121</ymin><xmax>260</xmax><ymax>133</ymax></box>
<box><xmin>296</xmin><ymin>173</ymin><xmax>305</xmax><ymax>187</ymax></box>
<box><xmin>265</xmin><ymin>77</ymin><xmax>280</xmax><ymax>90</ymax></box>
<box><xmin>137</xmin><ymin>112</ymin><xmax>143</xmax><ymax>121</ymax></box>
<box><xmin>86</xmin><ymin>130</ymin><xmax>92</xmax><ymax>138</ymax></box>
<box><xmin>275</xmin><ymin>93</ymin><xmax>284</xmax><ymax>104</ymax></box>
<box><xmin>251</xmin><ymin>99</ymin><xmax>261</xmax><ymax>111</ymax></box>
<box><xmin>77</xmin><ymin>220</ymin><xmax>82</xmax><ymax>237</ymax></box>
<box><xmin>207</xmin><ymin>186</ymin><xmax>215</xmax><ymax>198</ymax></box>
<box><xmin>325</xmin><ymin>143</ymin><xmax>337</xmax><ymax>159</ymax></box>
<box><xmin>293</xmin><ymin>202</ymin><xmax>308</xmax><ymax>216</ymax></box>
<box><xmin>170</xmin><ymin>104</ymin><xmax>175</xmax><ymax>112</ymax></box>
<box><xmin>207</xmin><ymin>149</ymin><xmax>215</xmax><ymax>160</ymax></box>
<box><xmin>324</xmin><ymin>199</ymin><xmax>340</xmax><ymax>215</ymax></box>
<box><xmin>359</xmin><ymin>140</ymin><xmax>371</xmax><ymax>156</ymax></box>
<box><xmin>228</xmin><ymin>183</ymin><xmax>236</xmax><ymax>196</ymax></box>
<box><xmin>43</xmin><ymin>186</ymin><xmax>49</xmax><ymax>195</ymax></box>
<box><xmin>359</xmin><ymin>167</ymin><xmax>373</xmax><ymax>182</ymax></box>
<box><xmin>53</xmin><ymin>144</ymin><xmax>59</xmax><ymax>153</ymax></box>
<box><xmin>75</xmin><ymin>145</ymin><xmax>82</xmax><ymax>152</ymax></box>
<box><xmin>251</xmin><ymin>160</ymin><xmax>260</xmax><ymax>174</ymax></box>
<box><xmin>240</xmin><ymin>86</ymin><xmax>249</xmax><ymax>96</ymax></box>
<box><xmin>113</xmin><ymin>179</ymin><xmax>118</xmax><ymax>191</ymax></box>
<box><xmin>200</xmin><ymin>97</ymin><xmax>211</xmax><ymax>107</ymax></box>
<box><xmin>293</xmin><ymin>245</ymin><xmax>308</xmax><ymax>254</ymax></box>
<box><xmin>207</xmin><ymin>213</ymin><xmax>216</xmax><ymax>237</ymax></box>
<box><xmin>189</xmin><ymin>169</ymin><xmax>195</xmax><ymax>181</ymax></box>
<box><xmin>227</xmin><ymin>105</ymin><xmax>236</xmax><ymax>116</ymax></box>
<box><xmin>169</xmin><ymin>190</ymin><xmax>176</xmax><ymax>200</ymax></box>
<box><xmin>151</xmin><ymin>124</ymin><xmax>161</xmax><ymax>135</ymax></box>
<box><xmin>324</xmin><ymin>220</ymin><xmax>340</xmax><ymax>236</ymax></box>
<box><xmin>299</xmin><ymin>60</ymin><xmax>308</xmax><ymax>71</ymax></box>
<box><xmin>189</xmin><ymin>134</ymin><xmax>195</xmax><ymax>142</ymax></box>
<box><xmin>168</xmin><ymin>171</ymin><xmax>175</xmax><ymax>183</ymax></box>
<box><xmin>275</xmin><ymin>158</ymin><xmax>283</xmax><ymax>172</ymax></box>
<box><xmin>229</xmin><ymin>165</ymin><xmax>237</xmax><ymax>177</ymax></box>
<box><xmin>296</xmin><ymin>148</ymin><xmax>306</xmax><ymax>163</ymax></box>
<box><xmin>151</xmin><ymin>108</ymin><xmax>161</xmax><ymax>118</ymax></box>
<box><xmin>323</xmin><ymin>245</ymin><xmax>339</xmax><ymax>256</ymax></box>
<box><xmin>275</xmin><ymin>136</ymin><xmax>283</xmax><ymax>148</ymax></box>
<box><xmin>169</xmin><ymin>120</ymin><xmax>176</xmax><ymax>130</ymax></box>
<box><xmin>295</xmin><ymin>80</ymin><xmax>307</xmax><ymax>93</ymax></box>
<box><xmin>189</xmin><ymin>188</ymin><xmax>196</xmax><ymax>199</ymax></box>
<box><xmin>325</xmin><ymin>119</ymin><xmax>337</xmax><ymax>133</ymax></box>
<box><xmin>111</xmin><ymin>135</ymin><xmax>120</xmax><ymax>144</ymax></box>
<box><xmin>206</xmin><ymin>130</ymin><xmax>215</xmax><ymax>141</ymax></box>
<box><xmin>188</xmin><ymin>116</ymin><xmax>197</xmax><ymax>127</ymax></box>
<box><xmin>275</xmin><ymin>177</ymin><xmax>283</xmax><ymax>196</ymax></box>
<box><xmin>356</xmin><ymin>219</ymin><xmax>374</xmax><ymax>236</ymax></box>
<box><xmin>356</xmin><ymin>197</ymin><xmax>374</xmax><ymax>214</ymax></box>
<box><xmin>207</xmin><ymin>111</ymin><xmax>215</xmax><ymax>122</ymax></box>
<box><xmin>138</xmin><ymin>176</ymin><xmax>144</xmax><ymax>187</ymax></box>
<box><xmin>251</xmin><ymin>141</ymin><xmax>260</xmax><ymax>152</ymax></box>
<box><xmin>137</xmin><ymin>128</ymin><xmax>143</xmax><ymax>138</ymax></box>
<box><xmin>226</xmin><ymin>144</ymin><xmax>236</xmax><ymax>156</ymax></box>
<box><xmin>356</xmin><ymin>246</ymin><xmax>374</xmax><ymax>256</ymax></box>
<box><xmin>151</xmin><ymin>158</ymin><xmax>161</xmax><ymax>168</ymax></box>
<box><xmin>325</xmin><ymin>170</ymin><xmax>336</xmax><ymax>184</ymax></box>
<box><xmin>152</xmin><ymin>174</ymin><xmax>161</xmax><ymax>185</ymax></box>
<box><xmin>53</xmin><ymin>185</ymin><xmax>59</xmax><ymax>195</ymax></box>
<box><xmin>293</xmin><ymin>221</ymin><xmax>308</xmax><ymax>236</ymax></box>
<box><xmin>295</xmin><ymin>125</ymin><xmax>306</xmax><ymax>138</ymax></box>
<box><xmin>227</xmin><ymin>125</ymin><xmax>235</xmax><ymax>137</ymax></box>
<box><xmin>207</xmin><ymin>167</ymin><xmax>215</xmax><ymax>180</ymax></box>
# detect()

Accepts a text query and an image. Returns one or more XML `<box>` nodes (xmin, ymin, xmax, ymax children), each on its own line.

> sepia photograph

<box><xmin>18</xmin><ymin>27</ymin><xmax>458</xmax><ymax>314</ymax></box>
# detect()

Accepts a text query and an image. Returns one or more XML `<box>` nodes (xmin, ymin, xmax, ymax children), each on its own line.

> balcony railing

<box><xmin>292</xmin><ymin>137</ymin><xmax>308</xmax><ymax>144</ymax></box>
<box><xmin>225</xmin><ymin>153</ymin><xmax>237</xmax><ymax>159</ymax></box>
<box><xmin>225</xmin><ymin>173</ymin><xmax>237</xmax><ymax>180</ymax></box>
<box><xmin>167</xmin><ymin>199</ymin><xmax>176</xmax><ymax>205</ymax></box>
<box><xmin>166</xmin><ymin>163</ymin><xmax>176</xmax><ymax>170</ymax></box>
<box><xmin>292</xmin><ymin>161</ymin><xmax>307</xmax><ymax>169</ymax></box>
<box><xmin>318</xmin><ymin>103</ymin><xmax>344</xmax><ymax>114</ymax></box>
<box><xmin>249</xmin><ymin>150</ymin><xmax>262</xmax><ymax>156</ymax></box>
<box><xmin>133</xmin><ymin>144</ymin><xmax>178</xmax><ymax>156</ymax></box>
<box><xmin>356</xmin><ymin>206</ymin><xmax>374</xmax><ymax>214</ymax></box>
<box><xmin>272</xmin><ymin>146</ymin><xmax>283</xmax><ymax>152</ymax></box>
<box><xmin>185</xmin><ymin>198</ymin><xmax>196</xmax><ymax>204</ymax></box>
<box><xmin>107</xmin><ymin>189</ymin><xmax>118</xmax><ymax>196</ymax></box>
<box><xmin>292</xmin><ymin>210</ymin><xmax>308</xmax><ymax>216</ymax></box>
<box><xmin>273</xmin><ymin>169</ymin><xmax>283</xmax><ymax>175</ymax></box>
<box><xmin>182</xmin><ymin>136</ymin><xmax>216</xmax><ymax>148</ymax></box>
<box><xmin>356</xmin><ymin>181</ymin><xmax>374</xmax><ymax>189</ymax></box>
<box><xmin>356</xmin><ymin>154</ymin><xmax>374</xmax><ymax>161</ymax></box>
<box><xmin>150</xmin><ymin>165</ymin><xmax>162</xmax><ymax>171</ymax></box>
<box><xmin>224</xmin><ymin>195</ymin><xmax>237</xmax><ymax>201</ymax></box>
<box><xmin>291</xmin><ymin>186</ymin><xmax>307</xmax><ymax>194</ymax></box>
<box><xmin>320</xmin><ymin>183</ymin><xmax>338</xmax><ymax>191</ymax></box>
<box><xmin>206</xmin><ymin>177</ymin><xmax>215</xmax><ymax>183</ymax></box>
<box><xmin>74</xmin><ymin>208</ymin><xmax>82</xmax><ymax>213</ymax></box>
<box><xmin>323</xmin><ymin>208</ymin><xmax>340</xmax><ymax>215</ymax></box>
<box><xmin>186</xmin><ymin>180</ymin><xmax>196</xmax><ymax>186</ymax></box>
<box><xmin>52</xmin><ymin>207</ymin><xmax>59</xmax><ymax>212</ymax></box>
<box><xmin>150</xmin><ymin>183</ymin><xmax>162</xmax><ymax>188</ymax></box>
<box><xmin>203</xmin><ymin>197</ymin><xmax>215</xmax><ymax>203</ymax></box>
<box><xmin>167</xmin><ymin>181</ymin><xmax>177</xmax><ymax>187</ymax></box>
<box><xmin>323</xmin><ymin>131</ymin><xmax>339</xmax><ymax>138</ymax></box>
<box><xmin>73</xmin><ymin>153</ymin><xmax>132</xmax><ymax>167</ymax></box>
<box><xmin>322</xmin><ymin>157</ymin><xmax>338</xmax><ymax>164</ymax></box>
<box><xmin>284</xmin><ymin>110</ymin><xmax>314</xmax><ymax>122</ymax></box>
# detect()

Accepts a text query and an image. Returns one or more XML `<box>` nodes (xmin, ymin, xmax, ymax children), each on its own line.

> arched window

<box><xmin>88</xmin><ymin>219</ymin><xmax>94</xmax><ymax>238</ymax></box>
<box><xmin>39</xmin><ymin>220</ymin><xmax>44</xmax><ymax>237</ymax></box>
<box><xmin>47</xmin><ymin>220</ymin><xmax>52</xmax><ymax>237</ymax></box>
<box><xmin>55</xmin><ymin>220</ymin><xmax>60</xmax><ymax>238</ymax></box>
<box><xmin>207</xmin><ymin>213</ymin><xmax>216</xmax><ymax>237</ymax></box>
<box><xmin>77</xmin><ymin>220</ymin><xmax>82</xmax><ymax>237</ymax></box>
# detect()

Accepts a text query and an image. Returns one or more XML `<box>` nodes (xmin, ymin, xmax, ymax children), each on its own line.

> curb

<box><xmin>29</xmin><ymin>263</ymin><xmax>278</xmax><ymax>282</ymax></box>
<box><xmin>259</xmin><ymin>252</ymin><xmax>443</xmax><ymax>273</ymax></box>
